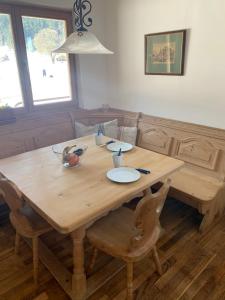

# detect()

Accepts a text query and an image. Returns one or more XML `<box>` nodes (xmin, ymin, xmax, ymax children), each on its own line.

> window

<box><xmin>0</xmin><ymin>4</ymin><xmax>76</xmax><ymax>113</ymax></box>
<box><xmin>22</xmin><ymin>16</ymin><xmax>72</xmax><ymax>105</ymax></box>
<box><xmin>0</xmin><ymin>13</ymin><xmax>23</xmax><ymax>107</ymax></box>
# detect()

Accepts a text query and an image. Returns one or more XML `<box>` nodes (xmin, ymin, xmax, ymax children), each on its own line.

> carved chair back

<box><xmin>0</xmin><ymin>174</ymin><xmax>31</xmax><ymax>229</ymax></box>
<box><xmin>0</xmin><ymin>174</ymin><xmax>23</xmax><ymax>211</ymax></box>
<box><xmin>131</xmin><ymin>178</ymin><xmax>171</xmax><ymax>250</ymax></box>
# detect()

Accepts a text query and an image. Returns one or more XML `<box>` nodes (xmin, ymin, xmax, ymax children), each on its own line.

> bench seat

<box><xmin>169</xmin><ymin>167</ymin><xmax>225</xmax><ymax>231</ymax></box>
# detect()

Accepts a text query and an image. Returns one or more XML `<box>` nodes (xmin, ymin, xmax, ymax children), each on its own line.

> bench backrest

<box><xmin>137</xmin><ymin>114</ymin><xmax>225</xmax><ymax>181</ymax></box>
<box><xmin>0</xmin><ymin>108</ymin><xmax>139</xmax><ymax>159</ymax></box>
<box><xmin>0</xmin><ymin>107</ymin><xmax>224</xmax><ymax>181</ymax></box>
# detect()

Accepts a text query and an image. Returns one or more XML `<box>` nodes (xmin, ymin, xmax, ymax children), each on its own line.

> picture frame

<box><xmin>145</xmin><ymin>29</ymin><xmax>186</xmax><ymax>76</ymax></box>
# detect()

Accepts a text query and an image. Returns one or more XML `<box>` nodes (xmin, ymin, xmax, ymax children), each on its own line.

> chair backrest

<box><xmin>131</xmin><ymin>178</ymin><xmax>171</xmax><ymax>250</ymax></box>
<box><xmin>0</xmin><ymin>174</ymin><xmax>34</xmax><ymax>232</ymax></box>
<box><xmin>0</xmin><ymin>174</ymin><xmax>24</xmax><ymax>212</ymax></box>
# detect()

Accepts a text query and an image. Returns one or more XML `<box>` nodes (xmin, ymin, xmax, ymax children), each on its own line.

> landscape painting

<box><xmin>145</xmin><ymin>30</ymin><xmax>186</xmax><ymax>75</ymax></box>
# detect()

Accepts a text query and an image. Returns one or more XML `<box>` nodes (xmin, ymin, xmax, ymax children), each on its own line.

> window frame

<box><xmin>0</xmin><ymin>3</ymin><xmax>78</xmax><ymax>115</ymax></box>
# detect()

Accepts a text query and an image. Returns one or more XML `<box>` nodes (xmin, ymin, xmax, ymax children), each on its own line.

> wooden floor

<box><xmin>1</xmin><ymin>198</ymin><xmax>225</xmax><ymax>300</ymax></box>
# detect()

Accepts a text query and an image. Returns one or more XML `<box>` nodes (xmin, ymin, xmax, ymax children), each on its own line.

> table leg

<box><xmin>71</xmin><ymin>227</ymin><xmax>87</xmax><ymax>300</ymax></box>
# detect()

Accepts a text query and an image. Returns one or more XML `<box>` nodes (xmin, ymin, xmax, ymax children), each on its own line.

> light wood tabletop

<box><xmin>0</xmin><ymin>135</ymin><xmax>184</xmax><ymax>234</ymax></box>
<box><xmin>0</xmin><ymin>135</ymin><xmax>184</xmax><ymax>300</ymax></box>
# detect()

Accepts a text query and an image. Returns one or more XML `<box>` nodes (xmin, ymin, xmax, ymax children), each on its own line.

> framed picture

<box><xmin>145</xmin><ymin>29</ymin><xmax>186</xmax><ymax>76</ymax></box>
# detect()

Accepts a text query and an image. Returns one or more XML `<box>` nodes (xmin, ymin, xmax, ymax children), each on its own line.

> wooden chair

<box><xmin>87</xmin><ymin>179</ymin><xmax>171</xmax><ymax>300</ymax></box>
<box><xmin>0</xmin><ymin>174</ymin><xmax>53</xmax><ymax>285</ymax></box>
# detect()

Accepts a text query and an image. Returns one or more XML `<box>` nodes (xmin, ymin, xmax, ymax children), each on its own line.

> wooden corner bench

<box><xmin>137</xmin><ymin>113</ymin><xmax>225</xmax><ymax>232</ymax></box>
<box><xmin>0</xmin><ymin>107</ymin><xmax>224</xmax><ymax>232</ymax></box>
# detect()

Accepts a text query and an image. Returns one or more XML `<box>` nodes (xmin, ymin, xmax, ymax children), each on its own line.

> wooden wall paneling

<box><xmin>0</xmin><ymin>133</ymin><xmax>35</xmax><ymax>159</ymax></box>
<box><xmin>0</xmin><ymin>111</ymin><xmax>71</xmax><ymax>136</ymax></box>
<box><xmin>69</xmin><ymin>109</ymin><xmax>91</xmax><ymax>123</ymax></box>
<box><xmin>33</xmin><ymin>123</ymin><xmax>74</xmax><ymax>149</ymax></box>
<box><xmin>0</xmin><ymin>111</ymin><xmax>75</xmax><ymax>158</ymax></box>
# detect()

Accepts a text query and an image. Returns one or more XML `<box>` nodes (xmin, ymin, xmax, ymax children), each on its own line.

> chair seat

<box><xmin>10</xmin><ymin>204</ymin><xmax>52</xmax><ymax>238</ymax></box>
<box><xmin>87</xmin><ymin>207</ymin><xmax>160</xmax><ymax>260</ymax></box>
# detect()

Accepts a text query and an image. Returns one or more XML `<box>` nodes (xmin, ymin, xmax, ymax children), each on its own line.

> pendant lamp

<box><xmin>53</xmin><ymin>0</ymin><xmax>113</xmax><ymax>54</ymax></box>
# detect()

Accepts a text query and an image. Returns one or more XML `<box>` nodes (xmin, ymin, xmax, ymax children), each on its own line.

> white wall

<box><xmin>102</xmin><ymin>0</ymin><xmax>225</xmax><ymax>129</ymax></box>
<box><xmin>5</xmin><ymin>0</ymin><xmax>225</xmax><ymax>129</ymax></box>
<box><xmin>75</xmin><ymin>0</ymin><xmax>111</xmax><ymax>109</ymax></box>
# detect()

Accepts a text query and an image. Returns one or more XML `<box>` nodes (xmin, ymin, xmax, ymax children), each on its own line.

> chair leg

<box><xmin>87</xmin><ymin>247</ymin><xmax>98</xmax><ymax>275</ymax></box>
<box><xmin>152</xmin><ymin>246</ymin><xmax>162</xmax><ymax>275</ymax></box>
<box><xmin>32</xmin><ymin>236</ymin><xmax>39</xmax><ymax>285</ymax></box>
<box><xmin>126</xmin><ymin>262</ymin><xmax>133</xmax><ymax>300</ymax></box>
<box><xmin>15</xmin><ymin>231</ymin><xmax>21</xmax><ymax>254</ymax></box>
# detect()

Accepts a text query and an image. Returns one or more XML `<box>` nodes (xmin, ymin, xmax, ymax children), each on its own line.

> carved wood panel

<box><xmin>138</xmin><ymin>127</ymin><xmax>173</xmax><ymax>155</ymax></box>
<box><xmin>174</xmin><ymin>138</ymin><xmax>220</xmax><ymax>170</ymax></box>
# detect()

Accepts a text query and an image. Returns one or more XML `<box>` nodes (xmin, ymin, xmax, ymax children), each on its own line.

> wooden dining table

<box><xmin>0</xmin><ymin>135</ymin><xmax>184</xmax><ymax>300</ymax></box>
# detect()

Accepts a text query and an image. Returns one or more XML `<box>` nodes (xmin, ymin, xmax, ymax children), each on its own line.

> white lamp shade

<box><xmin>53</xmin><ymin>31</ymin><xmax>113</xmax><ymax>54</ymax></box>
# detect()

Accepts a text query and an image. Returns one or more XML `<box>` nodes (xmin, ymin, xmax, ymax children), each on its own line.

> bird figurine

<box><xmin>62</xmin><ymin>145</ymin><xmax>85</xmax><ymax>167</ymax></box>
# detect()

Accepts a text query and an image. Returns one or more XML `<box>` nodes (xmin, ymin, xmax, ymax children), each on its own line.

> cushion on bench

<box><xmin>75</xmin><ymin>120</ymin><xmax>138</xmax><ymax>145</ymax></box>
<box><xmin>75</xmin><ymin>119</ymin><xmax>118</xmax><ymax>138</ymax></box>
<box><xmin>119</xmin><ymin>126</ymin><xmax>138</xmax><ymax>145</ymax></box>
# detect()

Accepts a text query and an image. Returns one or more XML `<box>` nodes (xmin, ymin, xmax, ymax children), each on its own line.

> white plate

<box><xmin>107</xmin><ymin>142</ymin><xmax>133</xmax><ymax>152</ymax></box>
<box><xmin>107</xmin><ymin>167</ymin><xmax>141</xmax><ymax>183</ymax></box>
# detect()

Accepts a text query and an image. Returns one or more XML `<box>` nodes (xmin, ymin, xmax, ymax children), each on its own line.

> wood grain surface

<box><xmin>0</xmin><ymin>135</ymin><xmax>183</xmax><ymax>234</ymax></box>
